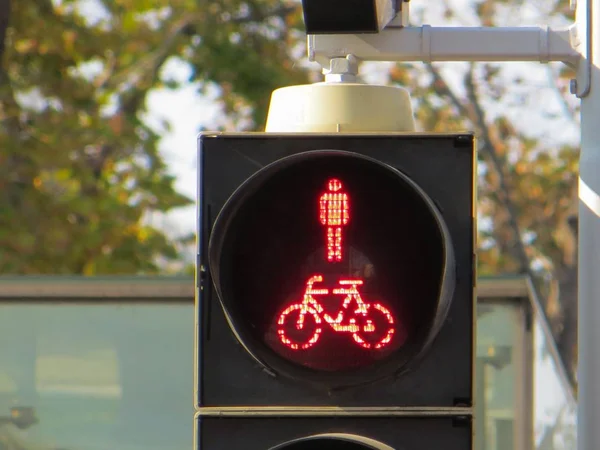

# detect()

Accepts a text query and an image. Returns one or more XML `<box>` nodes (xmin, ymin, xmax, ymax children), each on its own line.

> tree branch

<box><xmin>425</xmin><ymin>63</ymin><xmax>469</xmax><ymax>117</ymax></box>
<box><xmin>463</xmin><ymin>64</ymin><xmax>531</xmax><ymax>272</ymax></box>
<box><xmin>425</xmin><ymin>62</ymin><xmax>578</xmax><ymax>391</ymax></box>
<box><xmin>466</xmin><ymin>63</ymin><xmax>578</xmax><ymax>389</ymax></box>
<box><xmin>426</xmin><ymin>63</ymin><xmax>527</xmax><ymax>269</ymax></box>
<box><xmin>98</xmin><ymin>14</ymin><xmax>198</xmax><ymax>91</ymax></box>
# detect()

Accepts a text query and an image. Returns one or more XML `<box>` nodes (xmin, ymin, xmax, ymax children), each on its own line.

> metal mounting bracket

<box><xmin>307</xmin><ymin>0</ymin><xmax>592</xmax><ymax>98</ymax></box>
<box><xmin>572</xmin><ymin>0</ymin><xmax>592</xmax><ymax>97</ymax></box>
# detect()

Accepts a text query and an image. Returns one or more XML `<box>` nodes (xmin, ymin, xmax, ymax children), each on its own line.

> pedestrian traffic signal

<box><xmin>196</xmin><ymin>132</ymin><xmax>476</xmax><ymax>449</ymax></box>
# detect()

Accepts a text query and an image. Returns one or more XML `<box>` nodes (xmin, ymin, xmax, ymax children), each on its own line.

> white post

<box><xmin>578</xmin><ymin>0</ymin><xmax>600</xmax><ymax>448</ymax></box>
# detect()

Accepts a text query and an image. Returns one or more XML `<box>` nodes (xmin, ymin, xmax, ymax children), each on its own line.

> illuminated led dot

<box><xmin>373</xmin><ymin>303</ymin><xmax>395</xmax><ymax>324</ymax></box>
<box><xmin>363</xmin><ymin>320</ymin><xmax>375</xmax><ymax>333</ymax></box>
<box><xmin>328</xmin><ymin>179</ymin><xmax>342</xmax><ymax>191</ymax></box>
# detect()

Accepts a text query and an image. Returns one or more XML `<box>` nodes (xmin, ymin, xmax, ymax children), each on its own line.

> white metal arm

<box><xmin>308</xmin><ymin>4</ymin><xmax>590</xmax><ymax>98</ymax></box>
<box><xmin>309</xmin><ymin>26</ymin><xmax>578</xmax><ymax>64</ymax></box>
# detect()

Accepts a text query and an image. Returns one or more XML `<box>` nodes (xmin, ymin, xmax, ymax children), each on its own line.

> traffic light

<box><xmin>195</xmin><ymin>132</ymin><xmax>476</xmax><ymax>449</ymax></box>
<box><xmin>300</xmin><ymin>0</ymin><xmax>399</xmax><ymax>34</ymax></box>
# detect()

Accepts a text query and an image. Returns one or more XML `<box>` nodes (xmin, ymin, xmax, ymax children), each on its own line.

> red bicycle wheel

<box><xmin>276</xmin><ymin>303</ymin><xmax>323</xmax><ymax>350</ymax></box>
<box><xmin>351</xmin><ymin>303</ymin><xmax>396</xmax><ymax>350</ymax></box>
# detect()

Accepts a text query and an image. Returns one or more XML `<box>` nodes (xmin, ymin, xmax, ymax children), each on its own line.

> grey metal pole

<box><xmin>578</xmin><ymin>0</ymin><xmax>600</xmax><ymax>448</ymax></box>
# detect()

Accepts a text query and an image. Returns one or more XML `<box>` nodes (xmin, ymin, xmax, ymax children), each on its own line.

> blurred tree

<box><xmin>387</xmin><ymin>0</ymin><xmax>579</xmax><ymax>390</ymax></box>
<box><xmin>0</xmin><ymin>0</ymin><xmax>309</xmax><ymax>274</ymax></box>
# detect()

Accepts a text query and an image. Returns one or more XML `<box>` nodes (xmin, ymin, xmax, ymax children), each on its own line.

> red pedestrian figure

<box><xmin>319</xmin><ymin>178</ymin><xmax>350</xmax><ymax>262</ymax></box>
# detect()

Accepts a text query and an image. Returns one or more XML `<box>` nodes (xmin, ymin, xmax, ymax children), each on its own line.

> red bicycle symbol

<box><xmin>276</xmin><ymin>275</ymin><xmax>396</xmax><ymax>351</ymax></box>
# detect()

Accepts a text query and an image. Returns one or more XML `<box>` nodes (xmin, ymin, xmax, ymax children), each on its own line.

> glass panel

<box><xmin>0</xmin><ymin>294</ymin><xmax>576</xmax><ymax>450</ymax></box>
<box><xmin>475</xmin><ymin>302</ymin><xmax>521</xmax><ymax>450</ymax></box>
<box><xmin>533</xmin><ymin>317</ymin><xmax>577</xmax><ymax>450</ymax></box>
<box><xmin>0</xmin><ymin>303</ymin><xmax>193</xmax><ymax>450</ymax></box>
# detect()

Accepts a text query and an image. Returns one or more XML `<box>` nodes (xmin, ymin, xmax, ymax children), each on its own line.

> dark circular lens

<box><xmin>209</xmin><ymin>150</ymin><xmax>454</xmax><ymax>386</ymax></box>
<box><xmin>269</xmin><ymin>434</ymin><xmax>394</xmax><ymax>450</ymax></box>
<box><xmin>272</xmin><ymin>439</ymin><xmax>384</xmax><ymax>450</ymax></box>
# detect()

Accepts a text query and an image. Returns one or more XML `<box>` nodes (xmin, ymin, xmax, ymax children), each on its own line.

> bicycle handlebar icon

<box><xmin>276</xmin><ymin>275</ymin><xmax>396</xmax><ymax>351</ymax></box>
